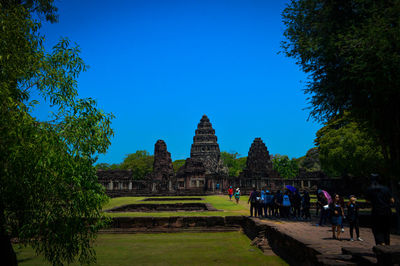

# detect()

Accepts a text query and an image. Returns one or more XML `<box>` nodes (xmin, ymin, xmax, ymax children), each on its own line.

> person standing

<box><xmin>316</xmin><ymin>189</ymin><xmax>322</xmax><ymax>216</ymax></box>
<box><xmin>275</xmin><ymin>190</ymin><xmax>283</xmax><ymax>218</ymax></box>
<box><xmin>260</xmin><ymin>187</ymin><xmax>267</xmax><ymax>217</ymax></box>
<box><xmin>265</xmin><ymin>190</ymin><xmax>273</xmax><ymax>217</ymax></box>
<box><xmin>330</xmin><ymin>194</ymin><xmax>344</xmax><ymax>240</ymax></box>
<box><xmin>366</xmin><ymin>174</ymin><xmax>395</xmax><ymax>245</ymax></box>
<box><xmin>302</xmin><ymin>190</ymin><xmax>311</xmax><ymax>220</ymax></box>
<box><xmin>228</xmin><ymin>186</ymin><xmax>234</xmax><ymax>201</ymax></box>
<box><xmin>282</xmin><ymin>191</ymin><xmax>291</xmax><ymax>218</ymax></box>
<box><xmin>293</xmin><ymin>190</ymin><xmax>302</xmax><ymax>219</ymax></box>
<box><xmin>317</xmin><ymin>191</ymin><xmax>328</xmax><ymax>226</ymax></box>
<box><xmin>248</xmin><ymin>188</ymin><xmax>258</xmax><ymax>217</ymax></box>
<box><xmin>347</xmin><ymin>195</ymin><xmax>363</xmax><ymax>241</ymax></box>
<box><xmin>234</xmin><ymin>188</ymin><xmax>241</xmax><ymax>204</ymax></box>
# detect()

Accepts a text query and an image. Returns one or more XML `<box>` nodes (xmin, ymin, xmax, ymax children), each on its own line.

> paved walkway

<box><xmin>257</xmin><ymin>216</ymin><xmax>400</xmax><ymax>258</ymax></box>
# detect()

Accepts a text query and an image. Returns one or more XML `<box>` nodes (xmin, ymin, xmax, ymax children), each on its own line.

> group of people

<box><xmin>317</xmin><ymin>191</ymin><xmax>363</xmax><ymax>241</ymax></box>
<box><xmin>227</xmin><ymin>186</ymin><xmax>241</xmax><ymax>204</ymax></box>
<box><xmin>227</xmin><ymin>173</ymin><xmax>395</xmax><ymax>246</ymax></box>
<box><xmin>247</xmin><ymin>187</ymin><xmax>311</xmax><ymax>220</ymax></box>
<box><xmin>317</xmin><ymin>174</ymin><xmax>395</xmax><ymax>245</ymax></box>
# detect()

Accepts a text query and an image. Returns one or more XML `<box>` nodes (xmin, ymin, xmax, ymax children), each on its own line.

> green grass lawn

<box><xmin>16</xmin><ymin>232</ymin><xmax>287</xmax><ymax>266</ymax></box>
<box><xmin>103</xmin><ymin>195</ymin><xmax>251</xmax><ymax>217</ymax></box>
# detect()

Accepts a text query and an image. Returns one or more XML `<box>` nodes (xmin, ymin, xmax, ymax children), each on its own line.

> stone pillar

<box><xmin>301</xmin><ymin>180</ymin><xmax>304</xmax><ymax>188</ymax></box>
<box><xmin>129</xmin><ymin>182</ymin><xmax>132</xmax><ymax>190</ymax></box>
<box><xmin>109</xmin><ymin>181</ymin><xmax>113</xmax><ymax>190</ymax></box>
<box><xmin>308</xmin><ymin>180</ymin><xmax>311</xmax><ymax>187</ymax></box>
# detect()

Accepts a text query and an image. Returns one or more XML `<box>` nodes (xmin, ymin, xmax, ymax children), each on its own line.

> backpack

<box><xmin>282</xmin><ymin>195</ymin><xmax>291</xmax><ymax>207</ymax></box>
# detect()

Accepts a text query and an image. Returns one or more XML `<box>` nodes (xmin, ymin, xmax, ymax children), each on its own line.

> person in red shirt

<box><xmin>228</xmin><ymin>186</ymin><xmax>234</xmax><ymax>201</ymax></box>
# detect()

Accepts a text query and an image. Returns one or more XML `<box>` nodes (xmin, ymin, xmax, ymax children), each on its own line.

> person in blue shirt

<box><xmin>282</xmin><ymin>191</ymin><xmax>291</xmax><ymax>218</ymax></box>
<box><xmin>260</xmin><ymin>187</ymin><xmax>267</xmax><ymax>217</ymax></box>
<box><xmin>265</xmin><ymin>190</ymin><xmax>273</xmax><ymax>217</ymax></box>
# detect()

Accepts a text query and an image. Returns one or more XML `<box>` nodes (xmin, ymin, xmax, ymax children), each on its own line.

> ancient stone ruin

<box><xmin>222</xmin><ymin>137</ymin><xmax>279</xmax><ymax>191</ymax></box>
<box><xmin>98</xmin><ymin>116</ymin><xmax>334</xmax><ymax>196</ymax></box>
<box><xmin>241</xmin><ymin>137</ymin><xmax>276</xmax><ymax>179</ymax></box>
<box><xmin>175</xmin><ymin>158</ymin><xmax>207</xmax><ymax>190</ymax></box>
<box><xmin>148</xmin><ymin>140</ymin><xmax>175</xmax><ymax>192</ymax></box>
<box><xmin>189</xmin><ymin>115</ymin><xmax>228</xmax><ymax>176</ymax></box>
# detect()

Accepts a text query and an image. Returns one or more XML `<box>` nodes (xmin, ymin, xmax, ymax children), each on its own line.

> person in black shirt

<box><xmin>248</xmin><ymin>187</ymin><xmax>258</xmax><ymax>217</ymax></box>
<box><xmin>366</xmin><ymin>174</ymin><xmax>395</xmax><ymax>245</ymax></box>
<box><xmin>275</xmin><ymin>190</ymin><xmax>283</xmax><ymax>218</ymax></box>
<box><xmin>347</xmin><ymin>195</ymin><xmax>362</xmax><ymax>241</ymax></box>
<box><xmin>317</xmin><ymin>191</ymin><xmax>328</xmax><ymax>226</ymax></box>
<box><xmin>302</xmin><ymin>190</ymin><xmax>311</xmax><ymax>220</ymax></box>
<box><xmin>293</xmin><ymin>190</ymin><xmax>302</xmax><ymax>219</ymax></box>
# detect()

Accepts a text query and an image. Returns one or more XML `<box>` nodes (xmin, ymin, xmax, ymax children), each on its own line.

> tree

<box><xmin>315</xmin><ymin>112</ymin><xmax>384</xmax><ymax>178</ymax></box>
<box><xmin>1</xmin><ymin>1</ymin><xmax>114</xmax><ymax>265</ymax></box>
<box><xmin>272</xmin><ymin>154</ymin><xmax>299</xmax><ymax>179</ymax></box>
<box><xmin>220</xmin><ymin>152</ymin><xmax>247</xmax><ymax>177</ymax></box>
<box><xmin>282</xmin><ymin>1</ymin><xmax>400</xmax><ymax>183</ymax></box>
<box><xmin>296</xmin><ymin>147</ymin><xmax>321</xmax><ymax>172</ymax></box>
<box><xmin>120</xmin><ymin>151</ymin><xmax>154</xmax><ymax>179</ymax></box>
<box><xmin>172</xmin><ymin>159</ymin><xmax>186</xmax><ymax>172</ymax></box>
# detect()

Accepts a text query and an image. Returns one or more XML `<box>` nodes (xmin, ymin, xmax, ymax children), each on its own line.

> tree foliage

<box><xmin>282</xmin><ymin>0</ymin><xmax>400</xmax><ymax>180</ymax></box>
<box><xmin>272</xmin><ymin>154</ymin><xmax>299</xmax><ymax>179</ymax></box>
<box><xmin>220</xmin><ymin>152</ymin><xmax>247</xmax><ymax>177</ymax></box>
<box><xmin>120</xmin><ymin>151</ymin><xmax>153</xmax><ymax>179</ymax></box>
<box><xmin>1</xmin><ymin>1</ymin><xmax>114</xmax><ymax>265</ymax></box>
<box><xmin>172</xmin><ymin>159</ymin><xmax>186</xmax><ymax>172</ymax></box>
<box><xmin>315</xmin><ymin>112</ymin><xmax>384</xmax><ymax>177</ymax></box>
<box><xmin>296</xmin><ymin>147</ymin><xmax>321</xmax><ymax>172</ymax></box>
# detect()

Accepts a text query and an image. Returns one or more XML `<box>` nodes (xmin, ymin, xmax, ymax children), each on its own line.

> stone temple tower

<box><xmin>190</xmin><ymin>115</ymin><xmax>228</xmax><ymax>175</ymax></box>
<box><xmin>240</xmin><ymin>137</ymin><xmax>277</xmax><ymax>179</ymax></box>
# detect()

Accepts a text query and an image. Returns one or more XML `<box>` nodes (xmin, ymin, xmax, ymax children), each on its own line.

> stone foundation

<box><xmin>105</xmin><ymin>203</ymin><xmax>218</xmax><ymax>212</ymax></box>
<box><xmin>141</xmin><ymin>197</ymin><xmax>204</xmax><ymax>201</ymax></box>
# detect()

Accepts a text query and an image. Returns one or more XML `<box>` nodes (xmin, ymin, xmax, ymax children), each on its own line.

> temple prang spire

<box><xmin>189</xmin><ymin>114</ymin><xmax>227</xmax><ymax>175</ymax></box>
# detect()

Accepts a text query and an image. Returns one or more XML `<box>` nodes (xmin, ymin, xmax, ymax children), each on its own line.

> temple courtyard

<box><xmin>13</xmin><ymin>195</ymin><xmax>400</xmax><ymax>265</ymax></box>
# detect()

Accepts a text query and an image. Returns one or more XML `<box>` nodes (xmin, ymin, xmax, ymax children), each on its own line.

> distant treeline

<box><xmin>95</xmin><ymin>149</ymin><xmax>321</xmax><ymax>179</ymax></box>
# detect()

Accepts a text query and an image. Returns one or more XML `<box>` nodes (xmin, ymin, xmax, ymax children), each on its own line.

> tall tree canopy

<box><xmin>272</xmin><ymin>154</ymin><xmax>299</xmax><ymax>179</ymax></box>
<box><xmin>220</xmin><ymin>152</ymin><xmax>247</xmax><ymax>177</ymax></box>
<box><xmin>296</xmin><ymin>147</ymin><xmax>321</xmax><ymax>172</ymax></box>
<box><xmin>315</xmin><ymin>112</ymin><xmax>384</xmax><ymax>177</ymax></box>
<box><xmin>1</xmin><ymin>1</ymin><xmax>114</xmax><ymax>265</ymax></box>
<box><xmin>120</xmin><ymin>151</ymin><xmax>154</xmax><ymax>179</ymax></box>
<box><xmin>282</xmin><ymin>0</ymin><xmax>400</xmax><ymax>180</ymax></box>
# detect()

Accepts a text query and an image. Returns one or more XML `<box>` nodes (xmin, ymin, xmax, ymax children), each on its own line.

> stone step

<box><xmin>342</xmin><ymin>247</ymin><xmax>377</xmax><ymax>265</ymax></box>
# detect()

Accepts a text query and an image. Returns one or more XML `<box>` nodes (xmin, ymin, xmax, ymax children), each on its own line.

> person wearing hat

<box><xmin>347</xmin><ymin>195</ymin><xmax>362</xmax><ymax>241</ymax></box>
<box><xmin>228</xmin><ymin>186</ymin><xmax>234</xmax><ymax>201</ymax></box>
<box><xmin>234</xmin><ymin>188</ymin><xmax>241</xmax><ymax>204</ymax></box>
<box><xmin>366</xmin><ymin>173</ymin><xmax>395</xmax><ymax>245</ymax></box>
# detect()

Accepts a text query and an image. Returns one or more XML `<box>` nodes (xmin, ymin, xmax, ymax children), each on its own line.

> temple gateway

<box><xmin>97</xmin><ymin>115</ymin><xmax>329</xmax><ymax>197</ymax></box>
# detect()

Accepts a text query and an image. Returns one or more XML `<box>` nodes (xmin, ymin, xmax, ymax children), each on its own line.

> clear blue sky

<box><xmin>34</xmin><ymin>0</ymin><xmax>321</xmax><ymax>164</ymax></box>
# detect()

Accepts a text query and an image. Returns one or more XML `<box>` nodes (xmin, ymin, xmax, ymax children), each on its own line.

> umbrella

<box><xmin>322</xmin><ymin>190</ymin><xmax>332</xmax><ymax>204</ymax></box>
<box><xmin>285</xmin><ymin>185</ymin><xmax>297</xmax><ymax>192</ymax></box>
